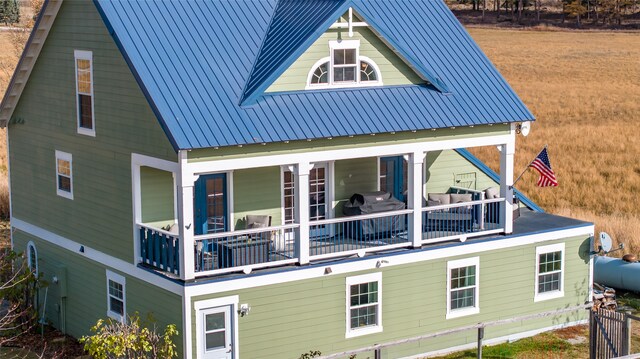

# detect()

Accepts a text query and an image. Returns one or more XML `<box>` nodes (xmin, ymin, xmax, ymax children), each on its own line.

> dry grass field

<box><xmin>467</xmin><ymin>28</ymin><xmax>640</xmax><ymax>255</ymax></box>
<box><xmin>0</xmin><ymin>28</ymin><xmax>639</xmax><ymax>253</ymax></box>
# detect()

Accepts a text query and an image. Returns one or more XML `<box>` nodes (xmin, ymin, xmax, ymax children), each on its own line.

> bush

<box><xmin>0</xmin><ymin>0</ymin><xmax>20</xmax><ymax>25</ymax></box>
<box><xmin>0</xmin><ymin>249</ymin><xmax>46</xmax><ymax>344</ymax></box>
<box><xmin>80</xmin><ymin>313</ymin><xmax>178</xmax><ymax>359</ymax></box>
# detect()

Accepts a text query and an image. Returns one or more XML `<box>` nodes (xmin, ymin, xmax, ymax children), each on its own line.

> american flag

<box><xmin>530</xmin><ymin>147</ymin><xmax>558</xmax><ymax>187</ymax></box>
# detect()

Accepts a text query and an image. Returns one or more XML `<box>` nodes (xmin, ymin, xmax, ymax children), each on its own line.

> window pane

<box><xmin>350</xmin><ymin>305</ymin><xmax>377</xmax><ymax>328</ymax></box>
<box><xmin>58</xmin><ymin>176</ymin><xmax>71</xmax><ymax>192</ymax></box>
<box><xmin>57</xmin><ymin>159</ymin><xmax>70</xmax><ymax>176</ymax></box>
<box><xmin>311</xmin><ymin>62</ymin><xmax>329</xmax><ymax>84</ymax></box>
<box><xmin>360</xmin><ymin>61</ymin><xmax>378</xmax><ymax>82</ymax></box>
<box><xmin>334</xmin><ymin>49</ymin><xmax>345</xmax><ymax>65</ymax></box>
<box><xmin>205</xmin><ymin>313</ymin><xmax>225</xmax><ymax>331</ymax></box>
<box><xmin>345</xmin><ymin>49</ymin><xmax>356</xmax><ymax>64</ymax></box>
<box><xmin>205</xmin><ymin>332</ymin><xmax>225</xmax><ymax>351</ymax></box>
<box><xmin>79</xmin><ymin>94</ymin><xmax>93</xmax><ymax>129</ymax></box>
<box><xmin>451</xmin><ymin>288</ymin><xmax>475</xmax><ymax>310</ymax></box>
<box><xmin>109</xmin><ymin>297</ymin><xmax>124</xmax><ymax>315</ymax></box>
<box><xmin>77</xmin><ymin>59</ymin><xmax>90</xmax><ymax>71</ymax></box>
<box><xmin>108</xmin><ymin>280</ymin><xmax>123</xmax><ymax>299</ymax></box>
<box><xmin>539</xmin><ymin>272</ymin><xmax>561</xmax><ymax>293</ymax></box>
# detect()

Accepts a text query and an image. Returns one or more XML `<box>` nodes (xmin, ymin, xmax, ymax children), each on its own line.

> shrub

<box><xmin>80</xmin><ymin>313</ymin><xmax>178</xmax><ymax>359</ymax></box>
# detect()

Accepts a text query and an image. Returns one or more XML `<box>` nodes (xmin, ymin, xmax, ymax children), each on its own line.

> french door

<box><xmin>380</xmin><ymin>156</ymin><xmax>408</xmax><ymax>202</ymax></box>
<box><xmin>194</xmin><ymin>174</ymin><xmax>228</xmax><ymax>235</ymax></box>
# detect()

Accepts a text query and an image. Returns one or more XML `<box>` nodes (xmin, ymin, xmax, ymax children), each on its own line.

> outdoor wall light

<box><xmin>239</xmin><ymin>304</ymin><xmax>251</xmax><ymax>317</ymax></box>
<box><xmin>79</xmin><ymin>245</ymin><xmax>84</xmax><ymax>253</ymax></box>
<box><xmin>324</xmin><ymin>267</ymin><xmax>332</xmax><ymax>275</ymax></box>
<box><xmin>376</xmin><ymin>260</ymin><xmax>389</xmax><ymax>268</ymax></box>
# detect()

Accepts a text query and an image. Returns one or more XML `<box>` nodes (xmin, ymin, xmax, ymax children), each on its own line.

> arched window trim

<box><xmin>305</xmin><ymin>54</ymin><xmax>383</xmax><ymax>90</ymax></box>
<box><xmin>27</xmin><ymin>241</ymin><xmax>38</xmax><ymax>277</ymax></box>
<box><xmin>306</xmin><ymin>57</ymin><xmax>331</xmax><ymax>89</ymax></box>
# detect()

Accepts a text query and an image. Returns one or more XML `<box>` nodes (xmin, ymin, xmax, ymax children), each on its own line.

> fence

<box><xmin>590</xmin><ymin>308</ymin><xmax>640</xmax><ymax>359</ymax></box>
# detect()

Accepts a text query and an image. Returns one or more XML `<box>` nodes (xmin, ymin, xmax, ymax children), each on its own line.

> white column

<box><xmin>178</xmin><ymin>151</ymin><xmax>196</xmax><ymax>280</ymax></box>
<box><xmin>500</xmin><ymin>141</ymin><xmax>515</xmax><ymax>234</ymax></box>
<box><xmin>408</xmin><ymin>151</ymin><xmax>424</xmax><ymax>248</ymax></box>
<box><xmin>295</xmin><ymin>162</ymin><xmax>312</xmax><ymax>265</ymax></box>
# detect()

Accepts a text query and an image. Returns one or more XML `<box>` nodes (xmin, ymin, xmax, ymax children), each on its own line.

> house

<box><xmin>0</xmin><ymin>0</ymin><xmax>594</xmax><ymax>358</ymax></box>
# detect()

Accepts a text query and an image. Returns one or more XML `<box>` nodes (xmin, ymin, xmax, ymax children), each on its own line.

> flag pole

<box><xmin>511</xmin><ymin>145</ymin><xmax>547</xmax><ymax>189</ymax></box>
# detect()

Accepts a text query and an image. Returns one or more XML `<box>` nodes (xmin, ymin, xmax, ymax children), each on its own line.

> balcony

<box><xmin>132</xmin><ymin>138</ymin><xmax>517</xmax><ymax>280</ymax></box>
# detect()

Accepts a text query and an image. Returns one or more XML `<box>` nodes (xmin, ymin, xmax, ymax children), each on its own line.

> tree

<box><xmin>0</xmin><ymin>0</ymin><xmax>20</xmax><ymax>25</ymax></box>
<box><xmin>80</xmin><ymin>313</ymin><xmax>179</xmax><ymax>359</ymax></box>
<box><xmin>565</xmin><ymin>0</ymin><xmax>588</xmax><ymax>24</ymax></box>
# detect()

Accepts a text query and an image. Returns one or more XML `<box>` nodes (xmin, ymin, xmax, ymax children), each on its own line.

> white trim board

<box><xmin>399</xmin><ymin>319</ymin><xmax>588</xmax><ymax>359</ymax></box>
<box><xmin>11</xmin><ymin>217</ymin><xmax>183</xmax><ymax>295</ymax></box>
<box><xmin>186</xmin><ymin>132</ymin><xmax>514</xmax><ymax>174</ymax></box>
<box><xmin>184</xmin><ymin>225</ymin><xmax>593</xmax><ymax>297</ymax></box>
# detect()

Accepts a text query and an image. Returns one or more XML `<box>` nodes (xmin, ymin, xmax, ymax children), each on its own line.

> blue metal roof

<box><xmin>454</xmin><ymin>149</ymin><xmax>544</xmax><ymax>212</ymax></box>
<box><xmin>93</xmin><ymin>0</ymin><xmax>534</xmax><ymax>150</ymax></box>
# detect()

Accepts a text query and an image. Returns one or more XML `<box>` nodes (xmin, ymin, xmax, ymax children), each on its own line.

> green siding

<box><xmin>425</xmin><ymin>149</ymin><xmax>498</xmax><ymax>194</ymax></box>
<box><xmin>233</xmin><ymin>167</ymin><xmax>282</xmax><ymax>228</ymax></box>
<box><xmin>141</xmin><ymin>167</ymin><xmax>174</xmax><ymax>223</ymax></box>
<box><xmin>333</xmin><ymin>158</ymin><xmax>378</xmax><ymax>216</ymax></box>
<box><xmin>13</xmin><ymin>232</ymin><xmax>183</xmax><ymax>356</ymax></box>
<box><xmin>267</xmin><ymin>25</ymin><xmax>423</xmax><ymax>93</ymax></box>
<box><xmin>191</xmin><ymin>235</ymin><xmax>591</xmax><ymax>358</ymax></box>
<box><xmin>188</xmin><ymin>125</ymin><xmax>510</xmax><ymax>163</ymax></box>
<box><xmin>8</xmin><ymin>0</ymin><xmax>176</xmax><ymax>262</ymax></box>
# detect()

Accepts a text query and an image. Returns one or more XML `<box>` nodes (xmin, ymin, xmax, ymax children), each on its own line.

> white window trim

<box><xmin>534</xmin><ymin>242</ymin><xmax>565</xmax><ymax>302</ymax></box>
<box><xmin>345</xmin><ymin>272</ymin><xmax>383</xmax><ymax>338</ymax></box>
<box><xmin>55</xmin><ymin>150</ymin><xmax>73</xmax><ymax>200</ymax></box>
<box><xmin>74</xmin><ymin>49</ymin><xmax>95</xmax><ymax>137</ymax></box>
<box><xmin>305</xmin><ymin>40</ymin><xmax>382</xmax><ymax>90</ymax></box>
<box><xmin>194</xmin><ymin>295</ymin><xmax>239</xmax><ymax>359</ymax></box>
<box><xmin>26</xmin><ymin>241</ymin><xmax>38</xmax><ymax>277</ymax></box>
<box><xmin>446</xmin><ymin>257</ymin><xmax>480</xmax><ymax>319</ymax></box>
<box><xmin>106</xmin><ymin>269</ymin><xmax>126</xmax><ymax>322</ymax></box>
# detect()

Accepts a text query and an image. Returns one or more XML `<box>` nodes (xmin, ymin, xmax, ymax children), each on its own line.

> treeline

<box><xmin>454</xmin><ymin>0</ymin><xmax>639</xmax><ymax>26</ymax></box>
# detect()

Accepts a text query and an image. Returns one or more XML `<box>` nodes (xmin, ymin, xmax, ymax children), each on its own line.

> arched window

<box><xmin>360</xmin><ymin>60</ymin><xmax>378</xmax><ymax>82</ymax></box>
<box><xmin>27</xmin><ymin>241</ymin><xmax>38</xmax><ymax>277</ymax></box>
<box><xmin>311</xmin><ymin>61</ymin><xmax>329</xmax><ymax>85</ymax></box>
<box><xmin>306</xmin><ymin>50</ymin><xmax>382</xmax><ymax>89</ymax></box>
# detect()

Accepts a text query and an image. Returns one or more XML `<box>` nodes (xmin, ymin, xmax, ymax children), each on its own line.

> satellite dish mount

<box><xmin>590</xmin><ymin>232</ymin><xmax>624</xmax><ymax>255</ymax></box>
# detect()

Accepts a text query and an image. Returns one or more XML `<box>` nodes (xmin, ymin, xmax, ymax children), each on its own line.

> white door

<box><xmin>201</xmin><ymin>306</ymin><xmax>233</xmax><ymax>359</ymax></box>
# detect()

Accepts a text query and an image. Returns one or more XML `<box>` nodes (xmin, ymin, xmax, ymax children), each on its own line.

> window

<box><xmin>26</xmin><ymin>241</ymin><xmax>37</xmax><ymax>277</ymax></box>
<box><xmin>309</xmin><ymin>164</ymin><xmax>326</xmax><ymax>222</ymax></box>
<box><xmin>346</xmin><ymin>272</ymin><xmax>382</xmax><ymax>338</ymax></box>
<box><xmin>74</xmin><ymin>50</ymin><xmax>95</xmax><ymax>136</ymax></box>
<box><xmin>306</xmin><ymin>41</ymin><xmax>382</xmax><ymax>89</ymax></box>
<box><xmin>446</xmin><ymin>257</ymin><xmax>479</xmax><ymax>319</ymax></box>
<box><xmin>55</xmin><ymin>150</ymin><xmax>73</xmax><ymax>199</ymax></box>
<box><xmin>106</xmin><ymin>270</ymin><xmax>126</xmax><ymax>322</ymax></box>
<box><xmin>535</xmin><ymin>243</ymin><xmax>565</xmax><ymax>302</ymax></box>
<box><xmin>282</xmin><ymin>168</ymin><xmax>295</xmax><ymax>225</ymax></box>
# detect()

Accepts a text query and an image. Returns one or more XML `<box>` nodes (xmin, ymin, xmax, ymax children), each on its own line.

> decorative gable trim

<box><xmin>0</xmin><ymin>0</ymin><xmax>64</xmax><ymax>128</ymax></box>
<box><xmin>240</xmin><ymin>1</ymin><xmax>450</xmax><ymax>106</ymax></box>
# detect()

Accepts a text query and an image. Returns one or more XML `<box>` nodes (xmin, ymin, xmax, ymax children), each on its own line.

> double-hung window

<box><xmin>346</xmin><ymin>272</ymin><xmax>382</xmax><ymax>338</ymax></box>
<box><xmin>446</xmin><ymin>257</ymin><xmax>480</xmax><ymax>319</ymax></box>
<box><xmin>55</xmin><ymin>150</ymin><xmax>73</xmax><ymax>199</ymax></box>
<box><xmin>74</xmin><ymin>50</ymin><xmax>95</xmax><ymax>136</ymax></box>
<box><xmin>535</xmin><ymin>243</ymin><xmax>565</xmax><ymax>301</ymax></box>
<box><xmin>106</xmin><ymin>270</ymin><xmax>126</xmax><ymax>322</ymax></box>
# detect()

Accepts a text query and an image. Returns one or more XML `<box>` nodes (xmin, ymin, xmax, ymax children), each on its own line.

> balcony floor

<box><xmin>171</xmin><ymin>209</ymin><xmax>592</xmax><ymax>286</ymax></box>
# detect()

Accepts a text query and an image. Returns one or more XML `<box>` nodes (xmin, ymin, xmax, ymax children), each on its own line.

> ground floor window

<box><xmin>446</xmin><ymin>257</ymin><xmax>480</xmax><ymax>319</ymax></box>
<box><xmin>26</xmin><ymin>241</ymin><xmax>37</xmax><ymax>276</ymax></box>
<box><xmin>346</xmin><ymin>272</ymin><xmax>382</xmax><ymax>338</ymax></box>
<box><xmin>535</xmin><ymin>243</ymin><xmax>565</xmax><ymax>301</ymax></box>
<box><xmin>106</xmin><ymin>270</ymin><xmax>126</xmax><ymax>322</ymax></box>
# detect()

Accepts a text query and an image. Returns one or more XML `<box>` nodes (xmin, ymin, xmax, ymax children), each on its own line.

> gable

<box><xmin>266</xmin><ymin>17</ymin><xmax>424</xmax><ymax>93</ymax></box>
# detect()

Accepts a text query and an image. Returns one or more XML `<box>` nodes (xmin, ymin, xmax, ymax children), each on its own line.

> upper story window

<box><xmin>55</xmin><ymin>150</ymin><xmax>73</xmax><ymax>200</ymax></box>
<box><xmin>74</xmin><ymin>50</ymin><xmax>95</xmax><ymax>136</ymax></box>
<box><xmin>306</xmin><ymin>40</ymin><xmax>382</xmax><ymax>90</ymax></box>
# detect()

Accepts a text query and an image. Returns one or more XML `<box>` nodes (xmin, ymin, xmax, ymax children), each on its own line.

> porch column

<box><xmin>408</xmin><ymin>151</ymin><xmax>424</xmax><ymax>248</ymax></box>
<box><xmin>178</xmin><ymin>151</ymin><xmax>196</xmax><ymax>280</ymax></box>
<box><xmin>295</xmin><ymin>162</ymin><xmax>312</xmax><ymax>265</ymax></box>
<box><xmin>499</xmin><ymin>141</ymin><xmax>515</xmax><ymax>234</ymax></box>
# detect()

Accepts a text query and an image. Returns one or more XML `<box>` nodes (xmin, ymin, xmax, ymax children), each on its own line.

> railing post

<box><xmin>295</xmin><ymin>162</ymin><xmax>312</xmax><ymax>265</ymax></box>
<box><xmin>499</xmin><ymin>140</ymin><xmax>515</xmax><ymax>234</ymax></box>
<box><xmin>178</xmin><ymin>151</ymin><xmax>196</xmax><ymax>280</ymax></box>
<box><xmin>408</xmin><ymin>151</ymin><xmax>424</xmax><ymax>248</ymax></box>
